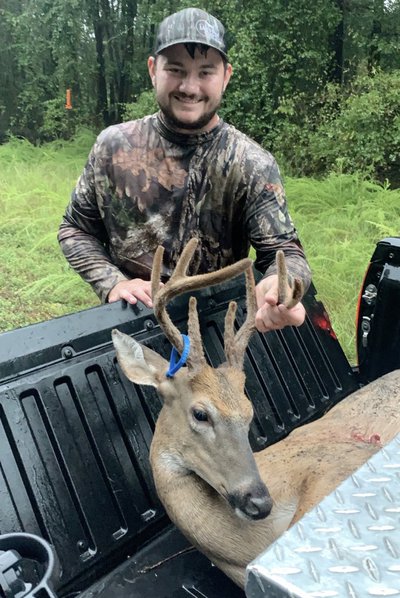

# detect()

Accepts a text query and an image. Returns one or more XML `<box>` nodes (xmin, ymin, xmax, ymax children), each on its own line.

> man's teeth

<box><xmin>176</xmin><ymin>97</ymin><xmax>201</xmax><ymax>103</ymax></box>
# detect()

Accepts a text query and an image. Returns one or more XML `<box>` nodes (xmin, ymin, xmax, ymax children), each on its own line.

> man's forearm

<box><xmin>58</xmin><ymin>224</ymin><xmax>128</xmax><ymax>302</ymax></box>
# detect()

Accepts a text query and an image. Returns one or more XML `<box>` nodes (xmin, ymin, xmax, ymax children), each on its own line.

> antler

<box><xmin>223</xmin><ymin>250</ymin><xmax>304</xmax><ymax>369</ymax></box>
<box><xmin>224</xmin><ymin>267</ymin><xmax>257</xmax><ymax>370</ymax></box>
<box><xmin>276</xmin><ymin>250</ymin><xmax>304</xmax><ymax>309</ymax></box>
<box><xmin>151</xmin><ymin>238</ymin><xmax>252</xmax><ymax>369</ymax></box>
<box><xmin>151</xmin><ymin>242</ymin><xmax>303</xmax><ymax>373</ymax></box>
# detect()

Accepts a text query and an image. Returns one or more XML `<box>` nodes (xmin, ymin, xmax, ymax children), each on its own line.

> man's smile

<box><xmin>173</xmin><ymin>95</ymin><xmax>204</xmax><ymax>104</ymax></box>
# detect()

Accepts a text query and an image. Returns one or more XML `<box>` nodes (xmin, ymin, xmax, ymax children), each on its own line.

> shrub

<box><xmin>121</xmin><ymin>90</ymin><xmax>158</xmax><ymax>121</ymax></box>
<box><xmin>275</xmin><ymin>70</ymin><xmax>400</xmax><ymax>186</ymax></box>
<box><xmin>309</xmin><ymin>70</ymin><xmax>400</xmax><ymax>183</ymax></box>
<box><xmin>38</xmin><ymin>97</ymin><xmax>78</xmax><ymax>141</ymax></box>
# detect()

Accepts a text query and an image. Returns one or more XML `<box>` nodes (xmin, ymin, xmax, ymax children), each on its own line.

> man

<box><xmin>58</xmin><ymin>7</ymin><xmax>311</xmax><ymax>333</ymax></box>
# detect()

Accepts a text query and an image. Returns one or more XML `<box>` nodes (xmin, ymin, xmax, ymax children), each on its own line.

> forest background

<box><xmin>1</xmin><ymin>0</ymin><xmax>400</xmax><ymax>182</ymax></box>
<box><xmin>0</xmin><ymin>0</ymin><xmax>399</xmax><ymax>362</ymax></box>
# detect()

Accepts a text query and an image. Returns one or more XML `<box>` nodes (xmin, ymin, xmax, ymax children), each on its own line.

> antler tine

<box><xmin>224</xmin><ymin>266</ymin><xmax>257</xmax><ymax>370</ymax></box>
<box><xmin>170</xmin><ymin>237</ymin><xmax>198</xmax><ymax>280</ymax></box>
<box><xmin>160</xmin><ymin>259</ymin><xmax>254</xmax><ymax>303</ymax></box>
<box><xmin>151</xmin><ymin>238</ymin><xmax>253</xmax><ymax>361</ymax></box>
<box><xmin>276</xmin><ymin>249</ymin><xmax>304</xmax><ymax>309</ymax></box>
<box><xmin>224</xmin><ymin>301</ymin><xmax>239</xmax><ymax>367</ymax></box>
<box><xmin>151</xmin><ymin>245</ymin><xmax>164</xmax><ymax>302</ymax></box>
<box><xmin>152</xmin><ymin>245</ymin><xmax>184</xmax><ymax>353</ymax></box>
<box><xmin>187</xmin><ymin>296</ymin><xmax>207</xmax><ymax>369</ymax></box>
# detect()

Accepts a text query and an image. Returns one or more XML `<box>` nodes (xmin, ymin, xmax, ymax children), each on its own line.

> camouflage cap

<box><xmin>154</xmin><ymin>7</ymin><xmax>228</xmax><ymax>58</ymax></box>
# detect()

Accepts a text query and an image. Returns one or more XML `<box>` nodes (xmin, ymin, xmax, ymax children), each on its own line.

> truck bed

<box><xmin>0</xmin><ymin>277</ymin><xmax>359</xmax><ymax>597</ymax></box>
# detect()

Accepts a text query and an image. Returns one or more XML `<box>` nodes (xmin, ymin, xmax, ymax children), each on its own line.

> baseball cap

<box><xmin>154</xmin><ymin>7</ymin><xmax>228</xmax><ymax>59</ymax></box>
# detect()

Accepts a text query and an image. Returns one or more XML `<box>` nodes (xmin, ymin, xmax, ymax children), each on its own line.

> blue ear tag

<box><xmin>166</xmin><ymin>334</ymin><xmax>191</xmax><ymax>378</ymax></box>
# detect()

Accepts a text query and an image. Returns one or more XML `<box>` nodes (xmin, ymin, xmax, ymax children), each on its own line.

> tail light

<box><xmin>356</xmin><ymin>237</ymin><xmax>400</xmax><ymax>383</ymax></box>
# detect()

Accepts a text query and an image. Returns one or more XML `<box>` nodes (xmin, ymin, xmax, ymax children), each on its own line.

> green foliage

<box><xmin>342</xmin><ymin>0</ymin><xmax>400</xmax><ymax>77</ymax></box>
<box><xmin>38</xmin><ymin>98</ymin><xmax>78</xmax><ymax>141</ymax></box>
<box><xmin>284</xmin><ymin>174</ymin><xmax>400</xmax><ymax>361</ymax></box>
<box><xmin>0</xmin><ymin>133</ymin><xmax>97</xmax><ymax>330</ymax></box>
<box><xmin>275</xmin><ymin>69</ymin><xmax>400</xmax><ymax>184</ymax></box>
<box><xmin>1</xmin><ymin>0</ymin><xmax>400</xmax><ymax>148</ymax></box>
<box><xmin>309</xmin><ymin>70</ymin><xmax>400</xmax><ymax>182</ymax></box>
<box><xmin>268</xmin><ymin>91</ymin><xmax>326</xmax><ymax>178</ymax></box>
<box><xmin>218</xmin><ymin>0</ymin><xmax>341</xmax><ymax>147</ymax></box>
<box><xmin>121</xmin><ymin>90</ymin><xmax>158</xmax><ymax>121</ymax></box>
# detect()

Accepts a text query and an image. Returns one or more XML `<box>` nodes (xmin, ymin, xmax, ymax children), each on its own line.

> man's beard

<box><xmin>157</xmin><ymin>95</ymin><xmax>222</xmax><ymax>132</ymax></box>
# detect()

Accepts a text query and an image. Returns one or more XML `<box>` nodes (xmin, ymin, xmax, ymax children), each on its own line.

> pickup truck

<box><xmin>0</xmin><ymin>237</ymin><xmax>399</xmax><ymax>598</ymax></box>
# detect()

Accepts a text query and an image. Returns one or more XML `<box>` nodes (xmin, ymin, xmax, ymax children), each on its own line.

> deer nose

<box><xmin>228</xmin><ymin>484</ymin><xmax>273</xmax><ymax>520</ymax></box>
<box><xmin>244</xmin><ymin>494</ymin><xmax>273</xmax><ymax>520</ymax></box>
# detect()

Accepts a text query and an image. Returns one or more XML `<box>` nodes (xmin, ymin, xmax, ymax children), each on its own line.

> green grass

<box><xmin>0</xmin><ymin>131</ymin><xmax>98</xmax><ymax>330</ymax></box>
<box><xmin>0</xmin><ymin>134</ymin><xmax>399</xmax><ymax>364</ymax></box>
<box><xmin>285</xmin><ymin>175</ymin><xmax>400</xmax><ymax>361</ymax></box>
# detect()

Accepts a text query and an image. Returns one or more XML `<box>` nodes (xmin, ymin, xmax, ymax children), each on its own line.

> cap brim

<box><xmin>155</xmin><ymin>39</ymin><xmax>228</xmax><ymax>59</ymax></box>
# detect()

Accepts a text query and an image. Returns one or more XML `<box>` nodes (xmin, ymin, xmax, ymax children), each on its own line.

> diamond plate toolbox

<box><xmin>245</xmin><ymin>434</ymin><xmax>400</xmax><ymax>598</ymax></box>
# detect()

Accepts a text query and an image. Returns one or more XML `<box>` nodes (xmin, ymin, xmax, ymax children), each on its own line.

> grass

<box><xmin>284</xmin><ymin>175</ymin><xmax>399</xmax><ymax>361</ymax></box>
<box><xmin>0</xmin><ymin>131</ymin><xmax>98</xmax><ymax>330</ymax></box>
<box><xmin>0</xmin><ymin>134</ymin><xmax>399</xmax><ymax>364</ymax></box>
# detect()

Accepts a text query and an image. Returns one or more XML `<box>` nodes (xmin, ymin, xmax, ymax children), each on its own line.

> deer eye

<box><xmin>192</xmin><ymin>408</ymin><xmax>209</xmax><ymax>423</ymax></box>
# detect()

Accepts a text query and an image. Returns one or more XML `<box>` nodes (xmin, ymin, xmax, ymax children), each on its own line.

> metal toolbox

<box><xmin>246</xmin><ymin>434</ymin><xmax>400</xmax><ymax>598</ymax></box>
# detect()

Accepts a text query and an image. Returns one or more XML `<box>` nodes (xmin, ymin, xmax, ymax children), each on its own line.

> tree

<box><xmin>216</xmin><ymin>0</ymin><xmax>341</xmax><ymax>147</ymax></box>
<box><xmin>0</xmin><ymin>0</ymin><xmax>399</xmax><ymax>158</ymax></box>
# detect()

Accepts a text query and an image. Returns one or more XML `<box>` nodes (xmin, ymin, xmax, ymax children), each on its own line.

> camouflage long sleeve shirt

<box><xmin>58</xmin><ymin>113</ymin><xmax>311</xmax><ymax>303</ymax></box>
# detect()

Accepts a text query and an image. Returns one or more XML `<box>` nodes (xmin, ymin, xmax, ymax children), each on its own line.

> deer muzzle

<box><xmin>228</xmin><ymin>482</ymin><xmax>273</xmax><ymax>520</ymax></box>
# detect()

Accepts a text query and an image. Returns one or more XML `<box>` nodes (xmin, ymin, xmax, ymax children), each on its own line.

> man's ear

<box><xmin>148</xmin><ymin>56</ymin><xmax>156</xmax><ymax>87</ymax></box>
<box><xmin>223</xmin><ymin>63</ymin><xmax>233</xmax><ymax>92</ymax></box>
<box><xmin>112</xmin><ymin>329</ymin><xmax>168</xmax><ymax>387</ymax></box>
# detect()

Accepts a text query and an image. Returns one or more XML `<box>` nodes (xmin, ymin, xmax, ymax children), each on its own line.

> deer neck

<box><xmin>150</xmin><ymin>418</ymin><xmax>297</xmax><ymax>587</ymax></box>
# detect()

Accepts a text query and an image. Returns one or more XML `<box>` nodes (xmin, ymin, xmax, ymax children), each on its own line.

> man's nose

<box><xmin>178</xmin><ymin>74</ymin><xmax>200</xmax><ymax>95</ymax></box>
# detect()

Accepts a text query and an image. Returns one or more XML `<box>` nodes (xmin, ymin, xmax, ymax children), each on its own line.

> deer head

<box><xmin>112</xmin><ymin>239</ymin><xmax>303</xmax><ymax>522</ymax></box>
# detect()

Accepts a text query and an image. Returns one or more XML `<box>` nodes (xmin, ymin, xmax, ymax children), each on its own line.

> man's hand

<box><xmin>255</xmin><ymin>274</ymin><xmax>306</xmax><ymax>333</ymax></box>
<box><xmin>108</xmin><ymin>279</ymin><xmax>164</xmax><ymax>308</ymax></box>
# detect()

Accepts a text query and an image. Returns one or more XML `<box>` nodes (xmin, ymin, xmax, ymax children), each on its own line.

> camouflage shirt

<box><xmin>58</xmin><ymin>112</ymin><xmax>311</xmax><ymax>302</ymax></box>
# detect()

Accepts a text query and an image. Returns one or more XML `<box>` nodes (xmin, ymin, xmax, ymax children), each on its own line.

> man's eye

<box><xmin>192</xmin><ymin>409</ymin><xmax>209</xmax><ymax>422</ymax></box>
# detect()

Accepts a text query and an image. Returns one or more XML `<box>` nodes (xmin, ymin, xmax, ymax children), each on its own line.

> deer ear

<box><xmin>112</xmin><ymin>329</ymin><xmax>168</xmax><ymax>387</ymax></box>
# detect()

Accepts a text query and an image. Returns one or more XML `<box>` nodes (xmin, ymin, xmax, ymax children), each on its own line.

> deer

<box><xmin>112</xmin><ymin>238</ymin><xmax>400</xmax><ymax>589</ymax></box>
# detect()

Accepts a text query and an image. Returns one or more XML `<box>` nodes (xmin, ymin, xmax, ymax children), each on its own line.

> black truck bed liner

<box><xmin>0</xmin><ymin>276</ymin><xmax>359</xmax><ymax>597</ymax></box>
